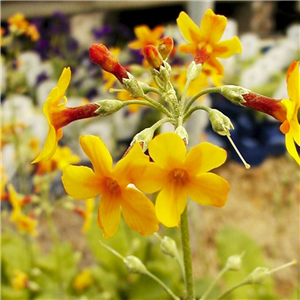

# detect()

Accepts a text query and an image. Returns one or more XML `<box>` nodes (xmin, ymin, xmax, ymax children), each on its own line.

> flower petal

<box><xmin>97</xmin><ymin>193</ymin><xmax>121</xmax><ymax>239</ymax></box>
<box><xmin>186</xmin><ymin>173</ymin><xmax>230</xmax><ymax>207</ymax></box>
<box><xmin>113</xmin><ymin>142</ymin><xmax>149</xmax><ymax>186</ymax></box>
<box><xmin>57</xmin><ymin>67</ymin><xmax>71</xmax><ymax>94</ymax></box>
<box><xmin>134</xmin><ymin>163</ymin><xmax>167</xmax><ymax>194</ymax></box>
<box><xmin>213</xmin><ymin>37</ymin><xmax>242</xmax><ymax>58</ymax></box>
<box><xmin>286</xmin><ymin>61</ymin><xmax>299</xmax><ymax>102</ymax></box>
<box><xmin>79</xmin><ymin>135</ymin><xmax>113</xmax><ymax>176</ymax></box>
<box><xmin>205</xmin><ymin>56</ymin><xmax>224</xmax><ymax>75</ymax></box>
<box><xmin>149</xmin><ymin>133</ymin><xmax>186</xmax><ymax>170</ymax></box>
<box><xmin>134</xmin><ymin>25</ymin><xmax>151</xmax><ymax>41</ymax></box>
<box><xmin>121</xmin><ymin>187</ymin><xmax>159</xmax><ymax>235</ymax></box>
<box><xmin>199</xmin><ymin>9</ymin><xmax>226</xmax><ymax>45</ymax></box>
<box><xmin>62</xmin><ymin>165</ymin><xmax>102</xmax><ymax>199</ymax></box>
<box><xmin>177</xmin><ymin>11</ymin><xmax>201</xmax><ymax>44</ymax></box>
<box><xmin>155</xmin><ymin>182</ymin><xmax>187</xmax><ymax>227</ymax></box>
<box><xmin>184</xmin><ymin>142</ymin><xmax>227</xmax><ymax>174</ymax></box>
<box><xmin>31</xmin><ymin>125</ymin><xmax>57</xmax><ymax>163</ymax></box>
<box><xmin>285</xmin><ymin>131</ymin><xmax>300</xmax><ymax>166</ymax></box>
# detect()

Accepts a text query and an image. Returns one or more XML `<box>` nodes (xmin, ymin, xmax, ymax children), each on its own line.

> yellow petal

<box><xmin>200</xmin><ymin>9</ymin><xmax>226</xmax><ymax>45</ymax></box>
<box><xmin>148</xmin><ymin>133</ymin><xmax>186</xmax><ymax>170</ymax></box>
<box><xmin>7</xmin><ymin>184</ymin><xmax>21</xmax><ymax>210</ymax></box>
<box><xmin>62</xmin><ymin>165</ymin><xmax>102</xmax><ymax>199</ymax></box>
<box><xmin>79</xmin><ymin>135</ymin><xmax>113</xmax><ymax>176</ymax></box>
<box><xmin>184</xmin><ymin>142</ymin><xmax>227</xmax><ymax>175</ymax></box>
<box><xmin>152</xmin><ymin>26</ymin><xmax>164</xmax><ymax>40</ymax></box>
<box><xmin>113</xmin><ymin>142</ymin><xmax>149</xmax><ymax>187</ymax></box>
<box><xmin>57</xmin><ymin>67</ymin><xmax>71</xmax><ymax>94</ymax></box>
<box><xmin>31</xmin><ymin>125</ymin><xmax>57</xmax><ymax>163</ymax></box>
<box><xmin>186</xmin><ymin>173</ymin><xmax>230</xmax><ymax>207</ymax></box>
<box><xmin>121</xmin><ymin>187</ymin><xmax>159</xmax><ymax>235</ymax></box>
<box><xmin>97</xmin><ymin>193</ymin><xmax>121</xmax><ymax>239</ymax></box>
<box><xmin>205</xmin><ymin>56</ymin><xmax>224</xmax><ymax>75</ymax></box>
<box><xmin>286</xmin><ymin>61</ymin><xmax>299</xmax><ymax>102</ymax></box>
<box><xmin>213</xmin><ymin>37</ymin><xmax>242</xmax><ymax>58</ymax></box>
<box><xmin>128</xmin><ymin>40</ymin><xmax>145</xmax><ymax>50</ymax></box>
<box><xmin>177</xmin><ymin>11</ymin><xmax>201</xmax><ymax>44</ymax></box>
<box><xmin>134</xmin><ymin>25</ymin><xmax>151</xmax><ymax>41</ymax></box>
<box><xmin>134</xmin><ymin>163</ymin><xmax>167</xmax><ymax>194</ymax></box>
<box><xmin>178</xmin><ymin>44</ymin><xmax>197</xmax><ymax>55</ymax></box>
<box><xmin>155</xmin><ymin>182</ymin><xmax>187</xmax><ymax>227</ymax></box>
<box><xmin>285</xmin><ymin>132</ymin><xmax>300</xmax><ymax>166</ymax></box>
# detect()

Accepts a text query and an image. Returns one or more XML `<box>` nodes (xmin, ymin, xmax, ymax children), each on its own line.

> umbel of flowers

<box><xmin>32</xmin><ymin>8</ymin><xmax>299</xmax><ymax>300</ymax></box>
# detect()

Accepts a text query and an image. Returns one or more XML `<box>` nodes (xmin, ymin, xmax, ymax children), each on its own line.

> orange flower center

<box><xmin>170</xmin><ymin>169</ymin><xmax>188</xmax><ymax>185</ymax></box>
<box><xmin>195</xmin><ymin>43</ymin><xmax>213</xmax><ymax>65</ymax></box>
<box><xmin>104</xmin><ymin>177</ymin><xmax>121</xmax><ymax>195</ymax></box>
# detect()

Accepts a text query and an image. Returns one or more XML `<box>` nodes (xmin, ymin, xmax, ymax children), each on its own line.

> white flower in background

<box><xmin>18</xmin><ymin>51</ymin><xmax>41</xmax><ymax>72</ymax></box>
<box><xmin>26</xmin><ymin>62</ymin><xmax>53</xmax><ymax>88</ymax></box>
<box><xmin>287</xmin><ymin>24</ymin><xmax>300</xmax><ymax>43</ymax></box>
<box><xmin>2</xmin><ymin>94</ymin><xmax>35</xmax><ymax>125</ymax></box>
<box><xmin>35</xmin><ymin>79</ymin><xmax>57</xmax><ymax>107</ymax></box>
<box><xmin>239</xmin><ymin>33</ymin><xmax>260</xmax><ymax>61</ymax></box>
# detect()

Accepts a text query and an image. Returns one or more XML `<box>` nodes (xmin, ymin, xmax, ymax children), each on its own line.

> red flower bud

<box><xmin>158</xmin><ymin>36</ymin><xmax>174</xmax><ymax>60</ymax></box>
<box><xmin>142</xmin><ymin>45</ymin><xmax>164</xmax><ymax>70</ymax></box>
<box><xmin>89</xmin><ymin>44</ymin><xmax>129</xmax><ymax>83</ymax></box>
<box><xmin>242</xmin><ymin>92</ymin><xmax>287</xmax><ymax>122</ymax></box>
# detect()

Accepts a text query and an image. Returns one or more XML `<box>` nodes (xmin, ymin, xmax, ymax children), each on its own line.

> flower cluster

<box><xmin>31</xmin><ymin>8</ymin><xmax>299</xmax><ymax>243</ymax></box>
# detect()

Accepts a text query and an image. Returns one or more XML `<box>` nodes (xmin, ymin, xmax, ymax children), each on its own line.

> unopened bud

<box><xmin>208</xmin><ymin>109</ymin><xmax>234</xmax><ymax>136</ymax></box>
<box><xmin>175</xmin><ymin>126</ymin><xmax>189</xmax><ymax>146</ymax></box>
<box><xmin>158</xmin><ymin>37</ymin><xmax>174</xmax><ymax>60</ymax></box>
<box><xmin>186</xmin><ymin>61</ymin><xmax>202</xmax><ymax>81</ymax></box>
<box><xmin>160</xmin><ymin>236</ymin><xmax>178</xmax><ymax>259</ymax></box>
<box><xmin>95</xmin><ymin>100</ymin><xmax>123</xmax><ymax>116</ymax></box>
<box><xmin>226</xmin><ymin>253</ymin><xmax>244</xmax><ymax>271</ymax></box>
<box><xmin>131</xmin><ymin>128</ymin><xmax>154</xmax><ymax>151</ymax></box>
<box><xmin>123</xmin><ymin>256</ymin><xmax>148</xmax><ymax>275</ymax></box>
<box><xmin>143</xmin><ymin>45</ymin><xmax>164</xmax><ymax>70</ymax></box>
<box><xmin>247</xmin><ymin>267</ymin><xmax>269</xmax><ymax>284</ymax></box>
<box><xmin>220</xmin><ymin>85</ymin><xmax>249</xmax><ymax>105</ymax></box>
<box><xmin>122</xmin><ymin>73</ymin><xmax>144</xmax><ymax>98</ymax></box>
<box><xmin>89</xmin><ymin>44</ymin><xmax>129</xmax><ymax>83</ymax></box>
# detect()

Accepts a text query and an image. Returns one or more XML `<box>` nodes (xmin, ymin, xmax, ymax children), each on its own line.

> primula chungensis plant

<box><xmin>32</xmin><ymin>9</ymin><xmax>299</xmax><ymax>300</ymax></box>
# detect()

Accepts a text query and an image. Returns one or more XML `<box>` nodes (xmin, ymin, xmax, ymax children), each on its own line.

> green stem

<box><xmin>141</xmin><ymin>94</ymin><xmax>173</xmax><ymax>117</ymax></box>
<box><xmin>200</xmin><ymin>265</ymin><xmax>229</xmax><ymax>300</ymax></box>
<box><xmin>180</xmin><ymin>77</ymin><xmax>193</xmax><ymax>112</ymax></box>
<box><xmin>183</xmin><ymin>105</ymin><xmax>211</xmax><ymax>122</ymax></box>
<box><xmin>145</xmin><ymin>270</ymin><xmax>181</xmax><ymax>300</ymax></box>
<box><xmin>217</xmin><ymin>278</ymin><xmax>250</xmax><ymax>299</ymax></box>
<box><xmin>180</xmin><ymin>206</ymin><xmax>195</xmax><ymax>300</ymax></box>
<box><xmin>184</xmin><ymin>87</ymin><xmax>222</xmax><ymax>114</ymax></box>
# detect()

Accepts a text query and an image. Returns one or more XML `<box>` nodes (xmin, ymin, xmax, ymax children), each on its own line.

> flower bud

<box><xmin>220</xmin><ymin>85</ymin><xmax>249</xmax><ymax>105</ymax></box>
<box><xmin>158</xmin><ymin>36</ymin><xmax>174</xmax><ymax>60</ymax></box>
<box><xmin>175</xmin><ymin>126</ymin><xmax>189</xmax><ymax>147</ymax></box>
<box><xmin>247</xmin><ymin>267</ymin><xmax>269</xmax><ymax>284</ymax></box>
<box><xmin>226</xmin><ymin>253</ymin><xmax>243</xmax><ymax>271</ymax></box>
<box><xmin>131</xmin><ymin>128</ymin><xmax>154</xmax><ymax>151</ymax></box>
<box><xmin>186</xmin><ymin>61</ymin><xmax>202</xmax><ymax>81</ymax></box>
<box><xmin>143</xmin><ymin>45</ymin><xmax>164</xmax><ymax>70</ymax></box>
<box><xmin>89</xmin><ymin>44</ymin><xmax>129</xmax><ymax>83</ymax></box>
<box><xmin>123</xmin><ymin>256</ymin><xmax>148</xmax><ymax>275</ymax></box>
<box><xmin>122</xmin><ymin>73</ymin><xmax>145</xmax><ymax>98</ymax></box>
<box><xmin>208</xmin><ymin>109</ymin><xmax>234</xmax><ymax>136</ymax></box>
<box><xmin>160</xmin><ymin>236</ymin><xmax>178</xmax><ymax>259</ymax></box>
<box><xmin>94</xmin><ymin>99</ymin><xmax>124</xmax><ymax>116</ymax></box>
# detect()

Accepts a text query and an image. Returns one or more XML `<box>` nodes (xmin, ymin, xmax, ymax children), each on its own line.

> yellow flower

<box><xmin>280</xmin><ymin>61</ymin><xmax>300</xmax><ymax>165</ymax></box>
<box><xmin>73</xmin><ymin>269</ymin><xmax>93</xmax><ymax>293</ymax></box>
<box><xmin>11</xmin><ymin>270</ymin><xmax>28</xmax><ymax>291</ymax></box>
<box><xmin>135</xmin><ymin>133</ymin><xmax>230</xmax><ymax>227</ymax></box>
<box><xmin>7</xmin><ymin>184</ymin><xmax>38</xmax><ymax>236</ymax></box>
<box><xmin>32</xmin><ymin>68</ymin><xmax>99</xmax><ymax>164</ymax></box>
<box><xmin>62</xmin><ymin>135</ymin><xmax>159</xmax><ymax>238</ymax></box>
<box><xmin>74</xmin><ymin>198</ymin><xmax>95</xmax><ymax>233</ymax></box>
<box><xmin>177</xmin><ymin>10</ymin><xmax>242</xmax><ymax>75</ymax></box>
<box><xmin>8</xmin><ymin>13</ymin><xmax>29</xmax><ymax>34</ymax></box>
<box><xmin>128</xmin><ymin>25</ymin><xmax>164</xmax><ymax>50</ymax></box>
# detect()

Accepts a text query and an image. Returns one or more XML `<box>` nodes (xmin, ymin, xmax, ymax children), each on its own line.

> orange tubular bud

<box><xmin>142</xmin><ymin>45</ymin><xmax>164</xmax><ymax>70</ymax></box>
<box><xmin>242</xmin><ymin>92</ymin><xmax>287</xmax><ymax>123</ymax></box>
<box><xmin>89</xmin><ymin>44</ymin><xmax>129</xmax><ymax>83</ymax></box>
<box><xmin>158</xmin><ymin>36</ymin><xmax>174</xmax><ymax>60</ymax></box>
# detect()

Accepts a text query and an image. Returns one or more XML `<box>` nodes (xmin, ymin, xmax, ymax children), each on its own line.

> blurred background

<box><xmin>1</xmin><ymin>1</ymin><xmax>300</xmax><ymax>300</ymax></box>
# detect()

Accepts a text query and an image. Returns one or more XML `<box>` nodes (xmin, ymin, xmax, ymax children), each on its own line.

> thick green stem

<box><xmin>180</xmin><ymin>206</ymin><xmax>195</xmax><ymax>300</ymax></box>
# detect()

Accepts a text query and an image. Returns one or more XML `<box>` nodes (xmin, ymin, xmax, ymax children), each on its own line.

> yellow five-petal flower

<box><xmin>135</xmin><ymin>132</ymin><xmax>230</xmax><ymax>227</ymax></box>
<box><xmin>62</xmin><ymin>135</ymin><xmax>159</xmax><ymax>238</ymax></box>
<box><xmin>177</xmin><ymin>9</ymin><xmax>242</xmax><ymax>75</ymax></box>
<box><xmin>280</xmin><ymin>61</ymin><xmax>300</xmax><ymax>165</ymax></box>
